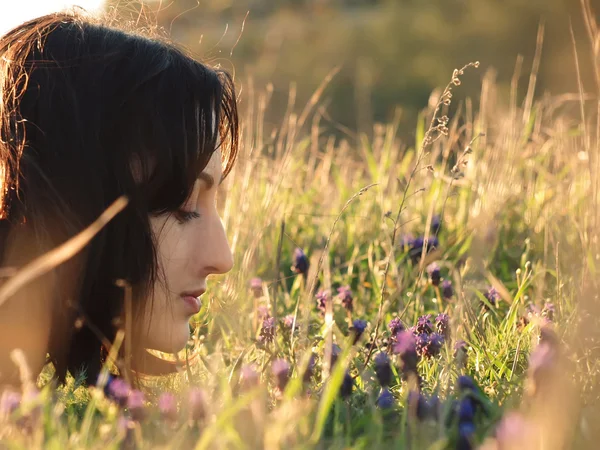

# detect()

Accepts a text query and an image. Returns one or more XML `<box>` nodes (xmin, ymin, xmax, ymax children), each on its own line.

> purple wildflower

<box><xmin>292</xmin><ymin>248</ymin><xmax>309</xmax><ymax>276</ymax></box>
<box><xmin>407</xmin><ymin>391</ymin><xmax>429</xmax><ymax>420</ymax></box>
<box><xmin>337</xmin><ymin>285</ymin><xmax>354</xmax><ymax>312</ymax></box>
<box><xmin>107</xmin><ymin>377</ymin><xmax>131</xmax><ymax>407</ymax></box>
<box><xmin>410</xmin><ymin>236</ymin><xmax>439</xmax><ymax>261</ymax></box>
<box><xmin>454</xmin><ymin>340</ymin><xmax>468</xmax><ymax>358</ymax></box>
<box><xmin>374</xmin><ymin>352</ymin><xmax>393</xmax><ymax>387</ymax></box>
<box><xmin>158</xmin><ymin>393</ymin><xmax>178</xmax><ymax>422</ymax></box>
<box><xmin>393</xmin><ymin>331</ymin><xmax>418</xmax><ymax>375</ymax></box>
<box><xmin>188</xmin><ymin>388</ymin><xmax>207</xmax><ymax>422</ymax></box>
<box><xmin>431</xmin><ymin>215</ymin><xmax>442</xmax><ymax>234</ymax></box>
<box><xmin>350</xmin><ymin>319</ymin><xmax>368</xmax><ymax>344</ymax></box>
<box><xmin>259</xmin><ymin>316</ymin><xmax>276</xmax><ymax>344</ymax></box>
<box><xmin>257</xmin><ymin>305</ymin><xmax>270</xmax><ymax>319</ymax></box>
<box><xmin>239</xmin><ymin>364</ymin><xmax>260</xmax><ymax>390</ymax></box>
<box><xmin>542</xmin><ymin>302</ymin><xmax>555</xmax><ymax>321</ymax></box>
<box><xmin>457</xmin><ymin>375</ymin><xmax>477</xmax><ymax>393</ymax></box>
<box><xmin>250</xmin><ymin>277</ymin><xmax>263</xmax><ymax>297</ymax></box>
<box><xmin>416</xmin><ymin>314</ymin><xmax>433</xmax><ymax>334</ymax></box>
<box><xmin>117</xmin><ymin>415</ymin><xmax>136</xmax><ymax>446</ymax></box>
<box><xmin>303</xmin><ymin>353</ymin><xmax>317</xmax><ymax>383</ymax></box>
<box><xmin>330</xmin><ymin>343</ymin><xmax>342</xmax><ymax>367</ymax></box>
<box><xmin>272</xmin><ymin>359</ymin><xmax>291</xmax><ymax>391</ymax></box>
<box><xmin>527</xmin><ymin>341</ymin><xmax>556</xmax><ymax>395</ymax></box>
<box><xmin>340</xmin><ymin>372</ymin><xmax>354</xmax><ymax>398</ymax></box>
<box><xmin>400</xmin><ymin>234</ymin><xmax>414</xmax><ymax>248</ymax></box>
<box><xmin>0</xmin><ymin>390</ymin><xmax>21</xmax><ymax>419</ymax></box>
<box><xmin>376</xmin><ymin>388</ymin><xmax>394</xmax><ymax>409</ymax></box>
<box><xmin>457</xmin><ymin>421</ymin><xmax>476</xmax><ymax>450</ymax></box>
<box><xmin>495</xmin><ymin>412</ymin><xmax>537</xmax><ymax>448</ymax></box>
<box><xmin>415</xmin><ymin>333</ymin><xmax>430</xmax><ymax>356</ymax></box>
<box><xmin>283</xmin><ymin>314</ymin><xmax>296</xmax><ymax>331</ymax></box>
<box><xmin>484</xmin><ymin>286</ymin><xmax>500</xmax><ymax>306</ymax></box>
<box><xmin>316</xmin><ymin>289</ymin><xmax>331</xmax><ymax>313</ymax></box>
<box><xmin>388</xmin><ymin>317</ymin><xmax>405</xmax><ymax>336</ymax></box>
<box><xmin>441</xmin><ymin>280</ymin><xmax>453</xmax><ymax>299</ymax></box>
<box><xmin>127</xmin><ymin>390</ymin><xmax>146</xmax><ymax>422</ymax></box>
<box><xmin>427</xmin><ymin>262</ymin><xmax>441</xmax><ymax>286</ymax></box>
<box><xmin>435</xmin><ymin>313</ymin><xmax>450</xmax><ymax>339</ymax></box>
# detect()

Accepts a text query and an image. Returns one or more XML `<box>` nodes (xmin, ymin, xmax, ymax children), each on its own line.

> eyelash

<box><xmin>174</xmin><ymin>210</ymin><xmax>201</xmax><ymax>224</ymax></box>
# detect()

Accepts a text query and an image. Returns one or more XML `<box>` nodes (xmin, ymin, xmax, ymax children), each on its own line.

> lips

<box><xmin>180</xmin><ymin>289</ymin><xmax>205</xmax><ymax>315</ymax></box>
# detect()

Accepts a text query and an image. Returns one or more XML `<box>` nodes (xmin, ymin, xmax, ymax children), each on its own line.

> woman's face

<box><xmin>142</xmin><ymin>149</ymin><xmax>233</xmax><ymax>353</ymax></box>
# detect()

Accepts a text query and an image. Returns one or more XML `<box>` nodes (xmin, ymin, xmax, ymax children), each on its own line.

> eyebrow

<box><xmin>198</xmin><ymin>172</ymin><xmax>223</xmax><ymax>189</ymax></box>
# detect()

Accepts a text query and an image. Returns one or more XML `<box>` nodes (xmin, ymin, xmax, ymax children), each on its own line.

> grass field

<box><xmin>2</xmin><ymin>20</ymin><xmax>600</xmax><ymax>449</ymax></box>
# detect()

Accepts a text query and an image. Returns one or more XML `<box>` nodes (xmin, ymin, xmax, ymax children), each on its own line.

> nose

<box><xmin>201</xmin><ymin>215</ymin><xmax>234</xmax><ymax>276</ymax></box>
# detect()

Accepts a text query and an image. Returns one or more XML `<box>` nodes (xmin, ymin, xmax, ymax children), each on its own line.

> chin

<box><xmin>145</xmin><ymin>323</ymin><xmax>191</xmax><ymax>354</ymax></box>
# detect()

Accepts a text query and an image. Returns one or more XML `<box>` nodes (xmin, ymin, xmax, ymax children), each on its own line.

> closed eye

<box><xmin>174</xmin><ymin>210</ymin><xmax>201</xmax><ymax>224</ymax></box>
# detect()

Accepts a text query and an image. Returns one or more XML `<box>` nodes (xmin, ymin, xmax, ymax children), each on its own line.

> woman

<box><xmin>0</xmin><ymin>10</ymin><xmax>239</xmax><ymax>387</ymax></box>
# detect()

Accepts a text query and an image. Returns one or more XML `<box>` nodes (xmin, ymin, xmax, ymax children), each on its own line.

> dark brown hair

<box><xmin>0</xmin><ymin>11</ymin><xmax>239</xmax><ymax>384</ymax></box>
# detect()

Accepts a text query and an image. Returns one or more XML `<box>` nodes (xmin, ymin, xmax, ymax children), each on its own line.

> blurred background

<box><xmin>2</xmin><ymin>0</ymin><xmax>600</xmax><ymax>135</ymax></box>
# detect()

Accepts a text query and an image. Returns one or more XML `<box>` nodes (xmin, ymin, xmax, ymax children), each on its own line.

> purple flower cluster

<box><xmin>409</xmin><ymin>236</ymin><xmax>439</xmax><ymax>262</ymax></box>
<box><xmin>392</xmin><ymin>331</ymin><xmax>418</xmax><ymax>376</ymax></box>
<box><xmin>259</xmin><ymin>316</ymin><xmax>276</xmax><ymax>344</ymax></box>
<box><xmin>407</xmin><ymin>391</ymin><xmax>440</xmax><ymax>421</ymax></box>
<box><xmin>431</xmin><ymin>214</ymin><xmax>442</xmax><ymax>234</ymax></box>
<box><xmin>272</xmin><ymin>359</ymin><xmax>291</xmax><ymax>391</ymax></box>
<box><xmin>250</xmin><ymin>277</ymin><xmax>263</xmax><ymax>298</ymax></box>
<box><xmin>388</xmin><ymin>317</ymin><xmax>405</xmax><ymax>336</ymax></box>
<box><xmin>374</xmin><ymin>352</ymin><xmax>393</xmax><ymax>387</ymax></box>
<box><xmin>426</xmin><ymin>262</ymin><xmax>441</xmax><ymax>286</ymax></box>
<box><xmin>441</xmin><ymin>280</ymin><xmax>454</xmax><ymax>299</ymax></box>
<box><xmin>376</xmin><ymin>388</ymin><xmax>395</xmax><ymax>409</ymax></box>
<box><xmin>292</xmin><ymin>248</ymin><xmax>309</xmax><ymax>276</ymax></box>
<box><xmin>350</xmin><ymin>319</ymin><xmax>368</xmax><ymax>344</ymax></box>
<box><xmin>337</xmin><ymin>285</ymin><xmax>354</xmax><ymax>312</ymax></box>
<box><xmin>483</xmin><ymin>286</ymin><xmax>500</xmax><ymax>307</ymax></box>
<box><xmin>316</xmin><ymin>289</ymin><xmax>331</xmax><ymax>313</ymax></box>
<box><xmin>435</xmin><ymin>313</ymin><xmax>450</xmax><ymax>339</ymax></box>
<box><xmin>408</xmin><ymin>314</ymin><xmax>446</xmax><ymax>358</ymax></box>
